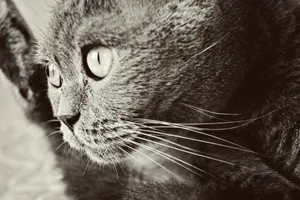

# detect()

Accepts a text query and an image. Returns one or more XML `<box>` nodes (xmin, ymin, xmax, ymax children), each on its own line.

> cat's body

<box><xmin>2</xmin><ymin>0</ymin><xmax>300</xmax><ymax>199</ymax></box>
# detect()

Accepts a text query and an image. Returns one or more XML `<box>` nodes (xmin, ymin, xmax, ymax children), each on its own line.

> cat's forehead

<box><xmin>39</xmin><ymin>0</ymin><xmax>161</xmax><ymax>59</ymax></box>
<box><xmin>50</xmin><ymin>0</ymin><xmax>166</xmax><ymax>40</ymax></box>
<box><xmin>38</xmin><ymin>0</ymin><xmax>214</xmax><ymax>62</ymax></box>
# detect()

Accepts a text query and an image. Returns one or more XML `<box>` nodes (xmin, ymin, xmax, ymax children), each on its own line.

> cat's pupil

<box><xmin>97</xmin><ymin>52</ymin><xmax>101</xmax><ymax>64</ymax></box>
<box><xmin>45</xmin><ymin>66</ymin><xmax>50</xmax><ymax>77</ymax></box>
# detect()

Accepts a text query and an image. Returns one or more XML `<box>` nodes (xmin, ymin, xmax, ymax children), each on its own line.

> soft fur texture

<box><xmin>2</xmin><ymin>0</ymin><xmax>300</xmax><ymax>199</ymax></box>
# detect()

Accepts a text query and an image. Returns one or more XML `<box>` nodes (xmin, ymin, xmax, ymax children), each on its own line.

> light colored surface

<box><xmin>0</xmin><ymin>1</ymin><xmax>69</xmax><ymax>199</ymax></box>
<box><xmin>14</xmin><ymin>0</ymin><xmax>52</xmax><ymax>39</ymax></box>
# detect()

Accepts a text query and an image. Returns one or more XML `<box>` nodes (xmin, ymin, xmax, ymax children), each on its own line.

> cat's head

<box><xmin>36</xmin><ymin>0</ymin><xmax>247</xmax><ymax>164</ymax></box>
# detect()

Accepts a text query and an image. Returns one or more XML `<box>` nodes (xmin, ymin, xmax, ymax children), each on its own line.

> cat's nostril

<box><xmin>58</xmin><ymin>113</ymin><xmax>81</xmax><ymax>128</ymax></box>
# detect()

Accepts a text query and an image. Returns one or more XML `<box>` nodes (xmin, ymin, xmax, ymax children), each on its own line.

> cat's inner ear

<box><xmin>85</xmin><ymin>46</ymin><xmax>113</xmax><ymax>79</ymax></box>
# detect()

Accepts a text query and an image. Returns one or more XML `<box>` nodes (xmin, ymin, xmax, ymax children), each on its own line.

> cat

<box><xmin>1</xmin><ymin>0</ymin><xmax>300</xmax><ymax>199</ymax></box>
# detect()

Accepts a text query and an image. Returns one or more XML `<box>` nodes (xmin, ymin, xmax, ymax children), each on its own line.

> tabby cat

<box><xmin>1</xmin><ymin>0</ymin><xmax>300</xmax><ymax>199</ymax></box>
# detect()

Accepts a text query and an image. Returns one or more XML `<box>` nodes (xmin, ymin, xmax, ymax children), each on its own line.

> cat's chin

<box><xmin>61</xmin><ymin>124</ymin><xmax>131</xmax><ymax>164</ymax></box>
<box><xmin>85</xmin><ymin>147</ymin><xmax>127</xmax><ymax>164</ymax></box>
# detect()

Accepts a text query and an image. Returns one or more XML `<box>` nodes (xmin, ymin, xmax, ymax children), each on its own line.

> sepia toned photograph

<box><xmin>1</xmin><ymin>0</ymin><xmax>300</xmax><ymax>199</ymax></box>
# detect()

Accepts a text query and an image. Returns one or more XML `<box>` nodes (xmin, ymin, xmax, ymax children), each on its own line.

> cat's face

<box><xmin>36</xmin><ymin>0</ymin><xmax>246</xmax><ymax>164</ymax></box>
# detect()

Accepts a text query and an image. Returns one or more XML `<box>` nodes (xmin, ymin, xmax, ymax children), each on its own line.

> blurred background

<box><xmin>0</xmin><ymin>1</ymin><xmax>69</xmax><ymax>199</ymax></box>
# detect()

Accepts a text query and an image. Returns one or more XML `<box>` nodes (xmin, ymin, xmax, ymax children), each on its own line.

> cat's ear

<box><xmin>0</xmin><ymin>0</ymin><xmax>35</xmax><ymax>87</ymax></box>
<box><xmin>0</xmin><ymin>0</ymin><xmax>53</xmax><ymax>123</ymax></box>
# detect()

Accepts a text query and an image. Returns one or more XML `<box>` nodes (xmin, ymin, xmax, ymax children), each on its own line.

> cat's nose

<box><xmin>58</xmin><ymin>113</ymin><xmax>81</xmax><ymax>128</ymax></box>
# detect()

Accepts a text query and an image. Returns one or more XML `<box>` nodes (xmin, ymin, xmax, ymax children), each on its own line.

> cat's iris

<box><xmin>86</xmin><ymin>46</ymin><xmax>113</xmax><ymax>79</ymax></box>
<box><xmin>46</xmin><ymin>63</ymin><xmax>62</xmax><ymax>88</ymax></box>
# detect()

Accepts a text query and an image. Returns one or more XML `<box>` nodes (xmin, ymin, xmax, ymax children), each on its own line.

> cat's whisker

<box><xmin>122</xmin><ymin>143</ymin><xmax>180</xmax><ymax>179</ymax></box>
<box><xmin>140</xmin><ymin>129</ymin><xmax>256</xmax><ymax>154</ymax></box>
<box><xmin>117</xmin><ymin>160</ymin><xmax>128</xmax><ymax>176</ymax></box>
<box><xmin>116</xmin><ymin>146</ymin><xmax>135</xmax><ymax>176</ymax></box>
<box><xmin>187</xmin><ymin>120</ymin><xmax>256</xmax><ymax>131</ymax></box>
<box><xmin>182</xmin><ymin>103</ymin><xmax>240</xmax><ymax>116</ymax></box>
<box><xmin>184</xmin><ymin>107</ymin><xmax>287</xmax><ymax>131</ymax></box>
<box><xmin>66</xmin><ymin>144</ymin><xmax>73</xmax><ymax>156</ymax></box>
<box><xmin>133</xmin><ymin>124</ymin><xmax>253</xmax><ymax>157</ymax></box>
<box><xmin>63</xmin><ymin>142</ymin><xmax>69</xmax><ymax>156</ymax></box>
<box><xmin>107</xmin><ymin>146</ymin><xmax>120</xmax><ymax>178</ymax></box>
<box><xmin>132</xmin><ymin>119</ymin><xmax>247</xmax><ymax>149</ymax></box>
<box><xmin>195</xmin><ymin>33</ymin><xmax>230</xmax><ymax>58</ymax></box>
<box><xmin>135</xmin><ymin>106</ymin><xmax>285</xmax><ymax>129</ymax></box>
<box><xmin>127</xmin><ymin>139</ymin><xmax>211</xmax><ymax>179</ymax></box>
<box><xmin>136</xmin><ymin>112</ymin><xmax>275</xmax><ymax>132</ymax></box>
<box><xmin>117</xmin><ymin>146</ymin><xmax>136</xmax><ymax>160</ymax></box>
<box><xmin>140</xmin><ymin>132</ymin><xmax>202</xmax><ymax>153</ymax></box>
<box><xmin>20</xmin><ymin>0</ymin><xmax>48</xmax><ymax>40</ymax></box>
<box><xmin>83</xmin><ymin>159</ymin><xmax>91</xmax><ymax>176</ymax></box>
<box><xmin>129</xmin><ymin>118</ymin><xmax>253</xmax><ymax>126</ymax></box>
<box><xmin>42</xmin><ymin>119</ymin><xmax>60</xmax><ymax>127</ymax></box>
<box><xmin>147</xmin><ymin>121</ymin><xmax>254</xmax><ymax>132</ymax></box>
<box><xmin>135</xmin><ymin>136</ymin><xmax>239</xmax><ymax>167</ymax></box>
<box><xmin>171</xmin><ymin>33</ymin><xmax>230</xmax><ymax>79</ymax></box>
<box><xmin>79</xmin><ymin>150</ymin><xmax>87</xmax><ymax>158</ymax></box>
<box><xmin>67</xmin><ymin>136</ymin><xmax>75</xmax><ymax>166</ymax></box>
<box><xmin>112</xmin><ymin>161</ymin><xmax>119</xmax><ymax>179</ymax></box>
<box><xmin>132</xmin><ymin>122</ymin><xmax>251</xmax><ymax>152</ymax></box>
<box><xmin>173</xmin><ymin>120</ymin><xmax>252</xmax><ymax>126</ymax></box>
<box><xmin>120</xmin><ymin>122</ymin><xmax>195</xmax><ymax>153</ymax></box>
<box><xmin>182</xmin><ymin>104</ymin><xmax>228</xmax><ymax>121</ymax></box>
<box><xmin>8</xmin><ymin>9</ymin><xmax>45</xmax><ymax>42</ymax></box>
<box><xmin>55</xmin><ymin>141</ymin><xmax>66</xmax><ymax>152</ymax></box>
<box><xmin>47</xmin><ymin>130</ymin><xmax>62</xmax><ymax>137</ymax></box>
<box><xmin>130</xmin><ymin>127</ymin><xmax>204</xmax><ymax>153</ymax></box>
<box><xmin>70</xmin><ymin>149</ymin><xmax>77</xmax><ymax>166</ymax></box>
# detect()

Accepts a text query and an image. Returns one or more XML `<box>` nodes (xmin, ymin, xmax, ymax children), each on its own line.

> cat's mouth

<box><xmin>61</xmin><ymin>123</ymin><xmax>138</xmax><ymax>164</ymax></box>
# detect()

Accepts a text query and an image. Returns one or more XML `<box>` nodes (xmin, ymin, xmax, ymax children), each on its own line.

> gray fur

<box><xmin>38</xmin><ymin>0</ymin><xmax>247</xmax><ymax>167</ymax></box>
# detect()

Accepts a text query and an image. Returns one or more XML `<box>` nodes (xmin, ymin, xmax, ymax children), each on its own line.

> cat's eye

<box><xmin>46</xmin><ymin>63</ymin><xmax>62</xmax><ymax>88</ymax></box>
<box><xmin>86</xmin><ymin>46</ymin><xmax>113</xmax><ymax>79</ymax></box>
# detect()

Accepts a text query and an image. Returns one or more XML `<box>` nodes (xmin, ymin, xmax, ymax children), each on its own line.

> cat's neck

<box><xmin>123</xmin><ymin>140</ymin><xmax>195</xmax><ymax>183</ymax></box>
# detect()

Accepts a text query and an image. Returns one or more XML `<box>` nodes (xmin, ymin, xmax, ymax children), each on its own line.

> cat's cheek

<box><xmin>47</xmin><ymin>86</ymin><xmax>61</xmax><ymax>115</ymax></box>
